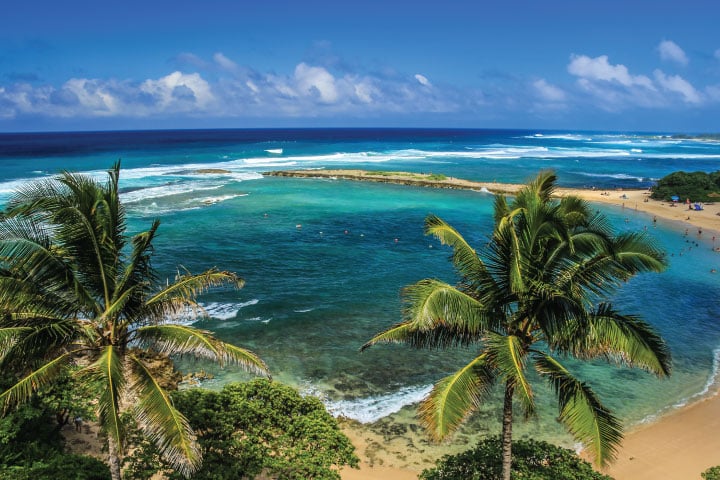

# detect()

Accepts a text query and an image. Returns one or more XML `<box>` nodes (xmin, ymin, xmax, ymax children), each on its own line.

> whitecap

<box><xmin>326</xmin><ymin>384</ymin><xmax>433</xmax><ymax>423</ymax></box>
<box><xmin>265</xmin><ymin>148</ymin><xmax>283</xmax><ymax>154</ymax></box>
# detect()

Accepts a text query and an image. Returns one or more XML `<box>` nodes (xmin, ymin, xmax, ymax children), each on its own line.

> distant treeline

<box><xmin>650</xmin><ymin>170</ymin><xmax>720</xmax><ymax>202</ymax></box>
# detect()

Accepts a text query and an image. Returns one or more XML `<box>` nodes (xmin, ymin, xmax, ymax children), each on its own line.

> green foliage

<box><xmin>426</xmin><ymin>173</ymin><xmax>448</xmax><ymax>181</ymax></box>
<box><xmin>702</xmin><ymin>466</ymin><xmax>720</xmax><ymax>480</ymax></box>
<box><xmin>0</xmin><ymin>373</ymin><xmax>109</xmax><ymax>479</ymax></box>
<box><xmin>0</xmin><ymin>163</ymin><xmax>266</xmax><ymax>477</ymax></box>
<box><xmin>650</xmin><ymin>170</ymin><xmax>720</xmax><ymax>202</ymax></box>
<box><xmin>420</xmin><ymin>436</ymin><xmax>614</xmax><ymax>480</ymax></box>
<box><xmin>366</xmin><ymin>171</ymin><xmax>447</xmax><ymax>181</ymax></box>
<box><xmin>125</xmin><ymin>379</ymin><xmax>359</xmax><ymax>480</ymax></box>
<box><xmin>0</xmin><ymin>454</ymin><xmax>110</xmax><ymax>480</ymax></box>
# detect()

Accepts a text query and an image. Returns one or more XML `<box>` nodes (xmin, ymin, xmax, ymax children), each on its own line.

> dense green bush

<box><xmin>650</xmin><ymin>170</ymin><xmax>720</xmax><ymax>202</ymax></box>
<box><xmin>702</xmin><ymin>466</ymin><xmax>720</xmax><ymax>480</ymax></box>
<box><xmin>125</xmin><ymin>379</ymin><xmax>359</xmax><ymax>480</ymax></box>
<box><xmin>0</xmin><ymin>454</ymin><xmax>110</xmax><ymax>480</ymax></box>
<box><xmin>0</xmin><ymin>385</ymin><xmax>109</xmax><ymax>479</ymax></box>
<box><xmin>420</xmin><ymin>436</ymin><xmax>614</xmax><ymax>480</ymax></box>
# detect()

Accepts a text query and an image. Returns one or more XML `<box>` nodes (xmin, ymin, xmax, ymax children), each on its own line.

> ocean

<box><xmin>1</xmin><ymin>128</ymin><xmax>719</xmax><ymax>448</ymax></box>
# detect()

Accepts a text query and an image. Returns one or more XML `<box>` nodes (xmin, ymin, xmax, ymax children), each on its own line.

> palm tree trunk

<box><xmin>501</xmin><ymin>380</ymin><xmax>515</xmax><ymax>480</ymax></box>
<box><xmin>107</xmin><ymin>435</ymin><xmax>123</xmax><ymax>480</ymax></box>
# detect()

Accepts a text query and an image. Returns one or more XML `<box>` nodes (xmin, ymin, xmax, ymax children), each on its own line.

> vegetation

<box><xmin>123</xmin><ymin>380</ymin><xmax>358</xmax><ymax>480</ymax></box>
<box><xmin>367</xmin><ymin>170</ymin><xmax>448</xmax><ymax>181</ymax></box>
<box><xmin>0</xmin><ymin>372</ymin><xmax>109</xmax><ymax>479</ymax></box>
<box><xmin>650</xmin><ymin>170</ymin><xmax>720</xmax><ymax>202</ymax></box>
<box><xmin>420</xmin><ymin>436</ymin><xmax>614</xmax><ymax>480</ymax></box>
<box><xmin>363</xmin><ymin>171</ymin><xmax>670</xmax><ymax>480</ymax></box>
<box><xmin>703</xmin><ymin>466</ymin><xmax>720</xmax><ymax>480</ymax></box>
<box><xmin>0</xmin><ymin>162</ymin><xmax>268</xmax><ymax>479</ymax></box>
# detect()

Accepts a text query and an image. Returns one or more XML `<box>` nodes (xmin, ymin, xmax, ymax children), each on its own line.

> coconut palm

<box><xmin>0</xmin><ymin>162</ymin><xmax>268</xmax><ymax>480</ymax></box>
<box><xmin>363</xmin><ymin>171</ymin><xmax>670</xmax><ymax>480</ymax></box>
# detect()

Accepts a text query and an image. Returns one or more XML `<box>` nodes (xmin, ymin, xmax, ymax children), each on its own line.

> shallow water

<box><xmin>1</xmin><ymin>128</ymin><xmax>719</xmax><ymax>447</ymax></box>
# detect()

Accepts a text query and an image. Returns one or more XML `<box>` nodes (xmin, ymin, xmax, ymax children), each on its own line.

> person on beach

<box><xmin>74</xmin><ymin>416</ymin><xmax>82</xmax><ymax>432</ymax></box>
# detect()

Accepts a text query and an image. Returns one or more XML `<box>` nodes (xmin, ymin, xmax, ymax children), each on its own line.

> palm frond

<box><xmin>128</xmin><ymin>353</ymin><xmax>201</xmax><ymax>477</ymax></box>
<box><xmin>134</xmin><ymin>324</ymin><xmax>269</xmax><ymax>375</ymax></box>
<box><xmin>401</xmin><ymin>278</ymin><xmax>490</xmax><ymax>333</ymax></box>
<box><xmin>486</xmin><ymin>332</ymin><xmax>535</xmax><ymax>416</ymax></box>
<box><xmin>611</xmin><ymin>232</ymin><xmax>668</xmax><ymax>274</ymax></box>
<box><xmin>424</xmin><ymin>214</ymin><xmax>488</xmax><ymax>285</ymax></box>
<box><xmin>144</xmin><ymin>269</ymin><xmax>244</xmax><ymax>321</ymax></box>
<box><xmin>534</xmin><ymin>353</ymin><xmax>622</xmax><ymax>467</ymax></box>
<box><xmin>567</xmin><ymin>303</ymin><xmax>671</xmax><ymax>376</ymax></box>
<box><xmin>0</xmin><ymin>327</ymin><xmax>32</xmax><ymax>362</ymax></box>
<box><xmin>418</xmin><ymin>353</ymin><xmax>495</xmax><ymax>441</ymax></box>
<box><xmin>0</xmin><ymin>350</ymin><xmax>78</xmax><ymax>411</ymax></box>
<box><xmin>81</xmin><ymin>345</ymin><xmax>126</xmax><ymax>453</ymax></box>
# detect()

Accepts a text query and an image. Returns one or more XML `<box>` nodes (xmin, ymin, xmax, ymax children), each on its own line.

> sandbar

<box><xmin>266</xmin><ymin>169</ymin><xmax>720</xmax><ymax>236</ymax></box>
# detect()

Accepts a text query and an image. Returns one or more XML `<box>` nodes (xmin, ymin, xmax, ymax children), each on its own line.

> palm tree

<box><xmin>363</xmin><ymin>171</ymin><xmax>670</xmax><ymax>480</ymax></box>
<box><xmin>0</xmin><ymin>162</ymin><xmax>268</xmax><ymax>480</ymax></box>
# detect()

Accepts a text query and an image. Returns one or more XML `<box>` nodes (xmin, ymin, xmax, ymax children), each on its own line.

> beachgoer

<box><xmin>74</xmin><ymin>416</ymin><xmax>82</xmax><ymax>432</ymax></box>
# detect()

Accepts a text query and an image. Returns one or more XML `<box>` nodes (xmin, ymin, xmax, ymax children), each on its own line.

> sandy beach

<box><xmin>263</xmin><ymin>170</ymin><xmax>720</xmax><ymax>480</ymax></box>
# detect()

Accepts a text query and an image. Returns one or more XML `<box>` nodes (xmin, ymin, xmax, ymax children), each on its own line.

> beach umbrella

<box><xmin>671</xmin><ymin>195</ymin><xmax>679</xmax><ymax>202</ymax></box>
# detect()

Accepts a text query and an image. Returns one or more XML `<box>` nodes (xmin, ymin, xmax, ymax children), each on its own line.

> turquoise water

<box><xmin>1</xmin><ymin>129</ymin><xmax>719</xmax><ymax>446</ymax></box>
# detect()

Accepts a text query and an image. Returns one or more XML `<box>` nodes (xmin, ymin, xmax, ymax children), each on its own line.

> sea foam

<box><xmin>326</xmin><ymin>384</ymin><xmax>433</xmax><ymax>423</ymax></box>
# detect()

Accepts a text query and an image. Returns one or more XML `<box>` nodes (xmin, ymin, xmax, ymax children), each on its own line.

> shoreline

<box><xmin>265</xmin><ymin>169</ymin><xmax>720</xmax><ymax>236</ymax></box>
<box><xmin>263</xmin><ymin>170</ymin><xmax>720</xmax><ymax>480</ymax></box>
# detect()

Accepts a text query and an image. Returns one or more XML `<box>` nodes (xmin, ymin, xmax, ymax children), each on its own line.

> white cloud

<box><xmin>140</xmin><ymin>71</ymin><xmax>214</xmax><ymax>110</ymax></box>
<box><xmin>294</xmin><ymin>63</ymin><xmax>338</xmax><ymax>103</ymax></box>
<box><xmin>414</xmin><ymin>74</ymin><xmax>431</xmax><ymax>87</ymax></box>
<box><xmin>246</xmin><ymin>80</ymin><xmax>259</xmax><ymax>94</ymax></box>
<box><xmin>567</xmin><ymin>54</ymin><xmax>654</xmax><ymax>89</ymax></box>
<box><xmin>654</xmin><ymin>70</ymin><xmax>701</xmax><ymax>104</ymax></box>
<box><xmin>214</xmin><ymin>52</ymin><xmax>239</xmax><ymax>72</ymax></box>
<box><xmin>658</xmin><ymin>40</ymin><xmax>689</xmax><ymax>66</ymax></box>
<box><xmin>533</xmin><ymin>79</ymin><xmax>565</xmax><ymax>102</ymax></box>
<box><xmin>63</xmin><ymin>78</ymin><xmax>119</xmax><ymax>115</ymax></box>
<box><xmin>354</xmin><ymin>81</ymin><xmax>377</xmax><ymax>103</ymax></box>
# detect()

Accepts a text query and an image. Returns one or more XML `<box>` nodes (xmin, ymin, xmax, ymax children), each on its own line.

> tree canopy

<box><xmin>125</xmin><ymin>379</ymin><xmax>359</xmax><ymax>480</ymax></box>
<box><xmin>650</xmin><ymin>170</ymin><xmax>720</xmax><ymax>202</ymax></box>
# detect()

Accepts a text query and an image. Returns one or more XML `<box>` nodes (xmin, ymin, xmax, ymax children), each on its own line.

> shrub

<box><xmin>420</xmin><ymin>436</ymin><xmax>614</xmax><ymax>480</ymax></box>
<box><xmin>125</xmin><ymin>379</ymin><xmax>359</xmax><ymax>480</ymax></box>
<box><xmin>650</xmin><ymin>170</ymin><xmax>720</xmax><ymax>202</ymax></box>
<box><xmin>702</xmin><ymin>466</ymin><xmax>720</xmax><ymax>480</ymax></box>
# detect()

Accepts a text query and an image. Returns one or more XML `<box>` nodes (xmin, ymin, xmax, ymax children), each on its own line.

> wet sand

<box><xmin>264</xmin><ymin>170</ymin><xmax>720</xmax><ymax>480</ymax></box>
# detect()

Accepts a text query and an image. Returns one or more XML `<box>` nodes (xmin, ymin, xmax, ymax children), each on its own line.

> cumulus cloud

<box><xmin>294</xmin><ymin>63</ymin><xmax>338</xmax><ymax>103</ymax></box>
<box><xmin>533</xmin><ymin>79</ymin><xmax>565</xmax><ymax>102</ymax></box>
<box><xmin>140</xmin><ymin>71</ymin><xmax>214</xmax><ymax>109</ymax></box>
<box><xmin>0</xmin><ymin>54</ymin><xmax>475</xmax><ymax>122</ymax></box>
<box><xmin>568</xmin><ymin>54</ymin><xmax>654</xmax><ymax>89</ymax></box>
<box><xmin>565</xmin><ymin>51</ymin><xmax>711</xmax><ymax>111</ymax></box>
<box><xmin>653</xmin><ymin>70</ymin><xmax>701</xmax><ymax>103</ymax></box>
<box><xmin>658</xmin><ymin>40</ymin><xmax>689</xmax><ymax>66</ymax></box>
<box><xmin>414</xmin><ymin>74</ymin><xmax>431</xmax><ymax>87</ymax></box>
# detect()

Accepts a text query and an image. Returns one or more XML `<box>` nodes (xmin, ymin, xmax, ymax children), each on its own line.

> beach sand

<box><xmin>264</xmin><ymin>170</ymin><xmax>720</xmax><ymax>480</ymax></box>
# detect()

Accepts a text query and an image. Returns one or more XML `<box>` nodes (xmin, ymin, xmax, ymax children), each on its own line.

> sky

<box><xmin>1</xmin><ymin>0</ymin><xmax>719</xmax><ymax>132</ymax></box>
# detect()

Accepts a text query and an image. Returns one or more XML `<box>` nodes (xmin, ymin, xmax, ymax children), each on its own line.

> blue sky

<box><xmin>1</xmin><ymin>0</ymin><xmax>719</xmax><ymax>132</ymax></box>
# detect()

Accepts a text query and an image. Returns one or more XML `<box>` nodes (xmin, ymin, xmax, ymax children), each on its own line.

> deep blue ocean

<box><xmin>1</xmin><ymin>128</ymin><xmax>719</xmax><ymax>447</ymax></box>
